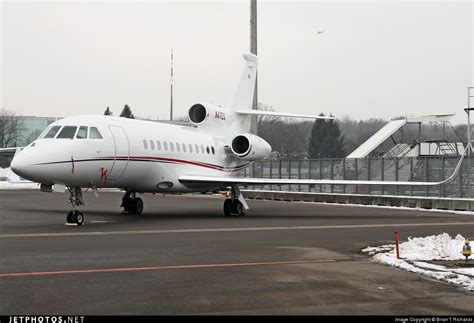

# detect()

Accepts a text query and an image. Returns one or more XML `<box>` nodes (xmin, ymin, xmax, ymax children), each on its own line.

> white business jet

<box><xmin>9</xmin><ymin>53</ymin><xmax>467</xmax><ymax>225</ymax></box>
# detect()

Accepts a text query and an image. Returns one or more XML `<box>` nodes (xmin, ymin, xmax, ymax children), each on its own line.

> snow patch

<box><xmin>363</xmin><ymin>233</ymin><xmax>474</xmax><ymax>291</ymax></box>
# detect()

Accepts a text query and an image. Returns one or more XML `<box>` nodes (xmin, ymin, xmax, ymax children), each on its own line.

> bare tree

<box><xmin>0</xmin><ymin>109</ymin><xmax>23</xmax><ymax>148</ymax></box>
<box><xmin>256</xmin><ymin>102</ymin><xmax>280</xmax><ymax>131</ymax></box>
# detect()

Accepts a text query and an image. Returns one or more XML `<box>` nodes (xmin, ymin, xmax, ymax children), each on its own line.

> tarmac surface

<box><xmin>1</xmin><ymin>189</ymin><xmax>474</xmax><ymax>315</ymax></box>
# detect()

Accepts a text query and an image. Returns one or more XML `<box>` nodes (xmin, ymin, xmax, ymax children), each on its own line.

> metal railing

<box><xmin>242</xmin><ymin>156</ymin><xmax>474</xmax><ymax>198</ymax></box>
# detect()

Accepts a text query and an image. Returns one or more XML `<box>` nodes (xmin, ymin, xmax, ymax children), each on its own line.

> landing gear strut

<box><xmin>66</xmin><ymin>187</ymin><xmax>85</xmax><ymax>225</ymax></box>
<box><xmin>121</xmin><ymin>190</ymin><xmax>144</xmax><ymax>215</ymax></box>
<box><xmin>223</xmin><ymin>185</ymin><xmax>248</xmax><ymax>217</ymax></box>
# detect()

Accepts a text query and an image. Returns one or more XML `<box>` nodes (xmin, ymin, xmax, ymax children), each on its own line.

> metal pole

<box><xmin>170</xmin><ymin>49</ymin><xmax>173</xmax><ymax>121</ymax></box>
<box><xmin>250</xmin><ymin>0</ymin><xmax>258</xmax><ymax>135</ymax></box>
<box><xmin>468</xmin><ymin>110</ymin><xmax>471</xmax><ymax>198</ymax></box>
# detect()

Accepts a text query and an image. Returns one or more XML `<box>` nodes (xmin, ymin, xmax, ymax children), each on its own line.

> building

<box><xmin>12</xmin><ymin>116</ymin><xmax>59</xmax><ymax>147</ymax></box>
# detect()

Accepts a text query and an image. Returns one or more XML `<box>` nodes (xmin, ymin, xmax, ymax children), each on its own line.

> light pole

<box><xmin>250</xmin><ymin>0</ymin><xmax>258</xmax><ymax>135</ymax></box>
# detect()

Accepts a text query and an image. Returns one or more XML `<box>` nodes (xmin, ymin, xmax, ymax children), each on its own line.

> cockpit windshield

<box><xmin>40</xmin><ymin>125</ymin><xmax>103</xmax><ymax>140</ymax></box>
<box><xmin>44</xmin><ymin>126</ymin><xmax>62</xmax><ymax>139</ymax></box>
<box><xmin>57</xmin><ymin>126</ymin><xmax>78</xmax><ymax>139</ymax></box>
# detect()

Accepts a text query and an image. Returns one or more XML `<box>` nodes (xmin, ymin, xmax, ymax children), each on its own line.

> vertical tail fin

<box><xmin>229</xmin><ymin>53</ymin><xmax>258</xmax><ymax>111</ymax></box>
<box><xmin>227</xmin><ymin>53</ymin><xmax>257</xmax><ymax>134</ymax></box>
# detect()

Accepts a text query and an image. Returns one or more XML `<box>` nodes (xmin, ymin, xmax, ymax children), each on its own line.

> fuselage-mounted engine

<box><xmin>188</xmin><ymin>103</ymin><xmax>227</xmax><ymax>126</ymax></box>
<box><xmin>230</xmin><ymin>134</ymin><xmax>272</xmax><ymax>161</ymax></box>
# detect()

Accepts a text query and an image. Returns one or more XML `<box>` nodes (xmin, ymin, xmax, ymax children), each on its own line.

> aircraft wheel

<box><xmin>122</xmin><ymin>197</ymin><xmax>134</xmax><ymax>213</ymax></box>
<box><xmin>133</xmin><ymin>198</ymin><xmax>144</xmax><ymax>215</ymax></box>
<box><xmin>231</xmin><ymin>200</ymin><xmax>245</xmax><ymax>217</ymax></box>
<box><xmin>223</xmin><ymin>198</ymin><xmax>232</xmax><ymax>217</ymax></box>
<box><xmin>75</xmin><ymin>211</ymin><xmax>84</xmax><ymax>226</ymax></box>
<box><xmin>68</xmin><ymin>210</ymin><xmax>84</xmax><ymax>226</ymax></box>
<box><xmin>66</xmin><ymin>211</ymin><xmax>74</xmax><ymax>224</ymax></box>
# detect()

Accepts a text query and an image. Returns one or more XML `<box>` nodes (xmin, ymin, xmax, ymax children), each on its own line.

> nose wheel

<box><xmin>66</xmin><ymin>187</ymin><xmax>85</xmax><ymax>226</ymax></box>
<box><xmin>67</xmin><ymin>210</ymin><xmax>84</xmax><ymax>225</ymax></box>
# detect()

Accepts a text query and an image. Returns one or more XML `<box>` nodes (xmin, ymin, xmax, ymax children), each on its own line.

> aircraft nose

<box><xmin>10</xmin><ymin>150</ymin><xmax>33</xmax><ymax>180</ymax></box>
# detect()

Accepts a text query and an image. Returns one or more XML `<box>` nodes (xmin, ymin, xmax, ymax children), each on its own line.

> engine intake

<box><xmin>231</xmin><ymin>134</ymin><xmax>271</xmax><ymax>161</ymax></box>
<box><xmin>188</xmin><ymin>104</ymin><xmax>208</xmax><ymax>124</ymax></box>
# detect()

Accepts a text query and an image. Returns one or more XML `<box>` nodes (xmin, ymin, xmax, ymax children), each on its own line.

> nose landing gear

<box><xmin>223</xmin><ymin>185</ymin><xmax>248</xmax><ymax>217</ymax></box>
<box><xmin>66</xmin><ymin>187</ymin><xmax>85</xmax><ymax>225</ymax></box>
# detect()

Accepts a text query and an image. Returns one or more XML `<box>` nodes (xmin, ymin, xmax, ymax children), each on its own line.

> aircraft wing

<box><xmin>235</xmin><ymin>110</ymin><xmax>334</xmax><ymax>120</ymax></box>
<box><xmin>180</xmin><ymin>144</ymin><xmax>468</xmax><ymax>188</ymax></box>
<box><xmin>0</xmin><ymin>147</ymin><xmax>22</xmax><ymax>153</ymax></box>
<box><xmin>179</xmin><ymin>175</ymin><xmax>452</xmax><ymax>187</ymax></box>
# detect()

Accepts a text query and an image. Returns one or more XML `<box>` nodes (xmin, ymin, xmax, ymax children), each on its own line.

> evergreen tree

<box><xmin>308</xmin><ymin>114</ymin><xmax>345</xmax><ymax>158</ymax></box>
<box><xmin>104</xmin><ymin>107</ymin><xmax>113</xmax><ymax>116</ymax></box>
<box><xmin>119</xmin><ymin>104</ymin><xmax>135</xmax><ymax>119</ymax></box>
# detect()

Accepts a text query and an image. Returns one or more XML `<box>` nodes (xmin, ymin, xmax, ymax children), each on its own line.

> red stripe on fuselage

<box><xmin>114</xmin><ymin>155</ymin><xmax>246</xmax><ymax>172</ymax></box>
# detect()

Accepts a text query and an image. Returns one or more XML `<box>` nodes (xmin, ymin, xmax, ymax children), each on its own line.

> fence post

<box><xmin>410</xmin><ymin>158</ymin><xmax>414</xmax><ymax>196</ymax></box>
<box><xmin>355</xmin><ymin>158</ymin><xmax>358</xmax><ymax>194</ymax></box>
<box><xmin>288</xmin><ymin>159</ymin><xmax>292</xmax><ymax>191</ymax></box>
<box><xmin>319</xmin><ymin>159</ymin><xmax>323</xmax><ymax>193</ymax></box>
<box><xmin>269</xmin><ymin>159</ymin><xmax>273</xmax><ymax>191</ymax></box>
<box><xmin>298</xmin><ymin>159</ymin><xmax>302</xmax><ymax>192</ymax></box>
<box><xmin>330</xmin><ymin>158</ymin><xmax>334</xmax><ymax>193</ymax></box>
<box><xmin>395</xmin><ymin>158</ymin><xmax>399</xmax><ymax>196</ymax></box>
<box><xmin>342</xmin><ymin>158</ymin><xmax>346</xmax><ymax>194</ymax></box>
<box><xmin>425</xmin><ymin>157</ymin><xmax>429</xmax><ymax>197</ymax></box>
<box><xmin>308</xmin><ymin>160</ymin><xmax>312</xmax><ymax>192</ymax></box>
<box><xmin>367</xmin><ymin>157</ymin><xmax>371</xmax><ymax>195</ymax></box>
<box><xmin>381</xmin><ymin>158</ymin><xmax>385</xmax><ymax>195</ymax></box>
<box><xmin>441</xmin><ymin>156</ymin><xmax>445</xmax><ymax>198</ymax></box>
<box><xmin>459</xmin><ymin>157</ymin><xmax>463</xmax><ymax>198</ymax></box>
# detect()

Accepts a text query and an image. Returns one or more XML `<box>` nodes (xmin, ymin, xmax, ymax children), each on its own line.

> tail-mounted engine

<box><xmin>231</xmin><ymin>134</ymin><xmax>272</xmax><ymax>161</ymax></box>
<box><xmin>188</xmin><ymin>103</ymin><xmax>227</xmax><ymax>126</ymax></box>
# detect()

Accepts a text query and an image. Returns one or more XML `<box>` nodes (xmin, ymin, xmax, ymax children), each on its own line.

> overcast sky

<box><xmin>1</xmin><ymin>0</ymin><xmax>473</xmax><ymax>124</ymax></box>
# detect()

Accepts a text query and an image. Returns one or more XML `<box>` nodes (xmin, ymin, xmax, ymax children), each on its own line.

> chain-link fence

<box><xmin>242</xmin><ymin>156</ymin><xmax>474</xmax><ymax>198</ymax></box>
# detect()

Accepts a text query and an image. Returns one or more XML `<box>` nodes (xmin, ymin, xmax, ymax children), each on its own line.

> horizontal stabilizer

<box><xmin>235</xmin><ymin>110</ymin><xmax>334</xmax><ymax>120</ymax></box>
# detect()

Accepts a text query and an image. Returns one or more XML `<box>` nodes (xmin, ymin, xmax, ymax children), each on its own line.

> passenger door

<box><xmin>108</xmin><ymin>125</ymin><xmax>130</xmax><ymax>180</ymax></box>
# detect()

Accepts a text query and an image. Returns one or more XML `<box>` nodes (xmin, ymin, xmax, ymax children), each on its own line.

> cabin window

<box><xmin>182</xmin><ymin>143</ymin><xmax>186</xmax><ymax>153</ymax></box>
<box><xmin>143</xmin><ymin>139</ymin><xmax>148</xmax><ymax>150</ymax></box>
<box><xmin>206</xmin><ymin>146</ymin><xmax>210</xmax><ymax>154</ymax></box>
<box><xmin>57</xmin><ymin>126</ymin><xmax>78</xmax><ymax>139</ymax></box>
<box><xmin>189</xmin><ymin>144</ymin><xmax>193</xmax><ymax>153</ymax></box>
<box><xmin>157</xmin><ymin>141</ymin><xmax>161</xmax><ymax>151</ymax></box>
<box><xmin>176</xmin><ymin>142</ymin><xmax>180</xmax><ymax>152</ymax></box>
<box><xmin>195</xmin><ymin>144</ymin><xmax>199</xmax><ymax>154</ymax></box>
<box><xmin>170</xmin><ymin>142</ymin><xmax>174</xmax><ymax>152</ymax></box>
<box><xmin>76</xmin><ymin>126</ymin><xmax>88</xmax><ymax>139</ymax></box>
<box><xmin>44</xmin><ymin>126</ymin><xmax>62</xmax><ymax>139</ymax></box>
<box><xmin>164</xmin><ymin>141</ymin><xmax>168</xmax><ymax>151</ymax></box>
<box><xmin>150</xmin><ymin>140</ymin><xmax>155</xmax><ymax>150</ymax></box>
<box><xmin>211</xmin><ymin>146</ymin><xmax>215</xmax><ymax>155</ymax></box>
<box><xmin>89</xmin><ymin>127</ymin><xmax>103</xmax><ymax>139</ymax></box>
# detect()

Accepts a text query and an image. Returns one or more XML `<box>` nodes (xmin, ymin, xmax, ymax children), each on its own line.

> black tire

<box><xmin>66</xmin><ymin>211</ymin><xmax>74</xmax><ymax>224</ymax></box>
<box><xmin>231</xmin><ymin>200</ymin><xmax>245</xmax><ymax>216</ymax></box>
<box><xmin>223</xmin><ymin>199</ymin><xmax>232</xmax><ymax>217</ymax></box>
<box><xmin>75</xmin><ymin>211</ymin><xmax>84</xmax><ymax>226</ymax></box>
<box><xmin>133</xmin><ymin>198</ymin><xmax>144</xmax><ymax>215</ymax></box>
<box><xmin>122</xmin><ymin>197</ymin><xmax>134</xmax><ymax>212</ymax></box>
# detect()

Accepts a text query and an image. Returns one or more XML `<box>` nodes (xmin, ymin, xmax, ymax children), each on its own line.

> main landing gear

<box><xmin>66</xmin><ymin>187</ymin><xmax>85</xmax><ymax>225</ymax></box>
<box><xmin>223</xmin><ymin>185</ymin><xmax>249</xmax><ymax>217</ymax></box>
<box><xmin>121</xmin><ymin>190</ymin><xmax>144</xmax><ymax>215</ymax></box>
